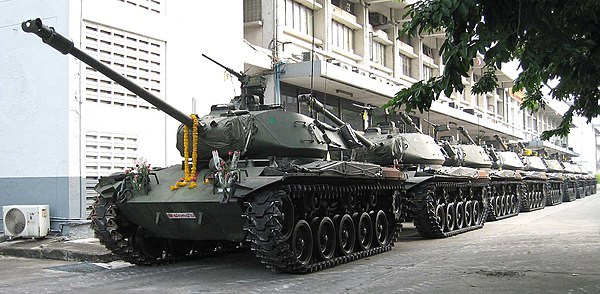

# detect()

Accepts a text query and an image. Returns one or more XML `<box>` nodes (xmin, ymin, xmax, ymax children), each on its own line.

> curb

<box><xmin>0</xmin><ymin>237</ymin><xmax>119</xmax><ymax>263</ymax></box>
<box><xmin>0</xmin><ymin>246</ymin><xmax>119</xmax><ymax>263</ymax></box>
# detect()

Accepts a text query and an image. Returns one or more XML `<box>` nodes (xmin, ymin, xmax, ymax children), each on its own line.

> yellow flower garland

<box><xmin>170</xmin><ymin>114</ymin><xmax>199</xmax><ymax>190</ymax></box>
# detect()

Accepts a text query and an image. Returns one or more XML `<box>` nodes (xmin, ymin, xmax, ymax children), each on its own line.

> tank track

<box><xmin>546</xmin><ymin>180</ymin><xmax>564</xmax><ymax>206</ymax></box>
<box><xmin>563</xmin><ymin>180</ymin><xmax>577</xmax><ymax>202</ymax></box>
<box><xmin>576</xmin><ymin>181</ymin><xmax>586</xmax><ymax>199</ymax></box>
<box><xmin>520</xmin><ymin>180</ymin><xmax>547</xmax><ymax>212</ymax></box>
<box><xmin>487</xmin><ymin>181</ymin><xmax>522</xmax><ymax>221</ymax></box>
<box><xmin>91</xmin><ymin>196</ymin><xmax>241</xmax><ymax>265</ymax></box>
<box><xmin>244</xmin><ymin>183</ymin><xmax>403</xmax><ymax>273</ymax></box>
<box><xmin>410</xmin><ymin>181</ymin><xmax>489</xmax><ymax>238</ymax></box>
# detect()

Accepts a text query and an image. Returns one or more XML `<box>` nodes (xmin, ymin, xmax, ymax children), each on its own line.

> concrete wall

<box><xmin>0</xmin><ymin>0</ymin><xmax>83</xmax><ymax>232</ymax></box>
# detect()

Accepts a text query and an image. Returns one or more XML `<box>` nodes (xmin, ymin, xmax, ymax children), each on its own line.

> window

<box><xmin>371</xmin><ymin>40</ymin><xmax>386</xmax><ymax>66</ymax></box>
<box><xmin>284</xmin><ymin>0</ymin><xmax>313</xmax><ymax>35</ymax></box>
<box><xmin>331</xmin><ymin>0</ymin><xmax>355</xmax><ymax>15</ymax></box>
<box><xmin>399</xmin><ymin>54</ymin><xmax>411</xmax><ymax>77</ymax></box>
<box><xmin>422</xmin><ymin>44</ymin><xmax>434</xmax><ymax>58</ymax></box>
<box><xmin>332</xmin><ymin>21</ymin><xmax>354</xmax><ymax>52</ymax></box>
<box><xmin>423</xmin><ymin>65</ymin><xmax>433</xmax><ymax>81</ymax></box>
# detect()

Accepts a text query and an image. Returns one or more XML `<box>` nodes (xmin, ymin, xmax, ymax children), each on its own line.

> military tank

<box><xmin>542</xmin><ymin>157</ymin><xmax>568</xmax><ymax>204</ymax></box>
<box><xmin>561</xmin><ymin>161</ymin><xmax>585</xmax><ymax>199</ymax></box>
<box><xmin>350</xmin><ymin>113</ymin><xmax>490</xmax><ymax>238</ymax></box>
<box><xmin>519</xmin><ymin>150</ymin><xmax>548</xmax><ymax>211</ymax></box>
<box><xmin>573</xmin><ymin>165</ymin><xmax>596</xmax><ymax>197</ymax></box>
<box><xmin>481</xmin><ymin>135</ymin><xmax>524</xmax><ymax>220</ymax></box>
<box><xmin>23</xmin><ymin>18</ymin><xmax>407</xmax><ymax>273</ymax></box>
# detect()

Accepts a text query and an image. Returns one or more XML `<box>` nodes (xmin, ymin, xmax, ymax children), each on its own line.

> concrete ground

<box><xmin>0</xmin><ymin>194</ymin><xmax>598</xmax><ymax>293</ymax></box>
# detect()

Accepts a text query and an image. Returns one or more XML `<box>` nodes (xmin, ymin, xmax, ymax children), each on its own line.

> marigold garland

<box><xmin>170</xmin><ymin>114</ymin><xmax>199</xmax><ymax>190</ymax></box>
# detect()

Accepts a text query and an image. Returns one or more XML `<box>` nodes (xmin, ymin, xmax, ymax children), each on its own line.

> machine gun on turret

<box><xmin>201</xmin><ymin>54</ymin><xmax>266</xmax><ymax>110</ymax></box>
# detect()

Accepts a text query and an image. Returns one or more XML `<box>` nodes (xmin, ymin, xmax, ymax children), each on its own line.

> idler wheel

<box><xmin>445</xmin><ymin>203</ymin><xmax>456</xmax><ymax>232</ymax></box>
<box><xmin>312</xmin><ymin>217</ymin><xmax>336</xmax><ymax>261</ymax></box>
<box><xmin>335</xmin><ymin>214</ymin><xmax>355</xmax><ymax>256</ymax></box>
<box><xmin>434</xmin><ymin>204</ymin><xmax>446</xmax><ymax>232</ymax></box>
<box><xmin>464</xmin><ymin>201</ymin><xmax>473</xmax><ymax>227</ymax></box>
<box><xmin>455</xmin><ymin>202</ymin><xmax>465</xmax><ymax>229</ymax></box>
<box><xmin>373</xmin><ymin>210</ymin><xmax>390</xmax><ymax>247</ymax></box>
<box><xmin>291</xmin><ymin>220</ymin><xmax>313</xmax><ymax>265</ymax></box>
<box><xmin>356</xmin><ymin>212</ymin><xmax>373</xmax><ymax>251</ymax></box>
<box><xmin>280</xmin><ymin>195</ymin><xmax>295</xmax><ymax>241</ymax></box>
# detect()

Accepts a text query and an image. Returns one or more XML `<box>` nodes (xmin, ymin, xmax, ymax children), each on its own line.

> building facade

<box><xmin>243</xmin><ymin>0</ymin><xmax>577</xmax><ymax>158</ymax></box>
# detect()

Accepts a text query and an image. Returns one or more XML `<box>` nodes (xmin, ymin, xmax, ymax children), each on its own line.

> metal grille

<box><xmin>84</xmin><ymin>131</ymin><xmax>139</xmax><ymax>217</ymax></box>
<box><xmin>82</xmin><ymin>21</ymin><xmax>165</xmax><ymax>109</ymax></box>
<box><xmin>115</xmin><ymin>0</ymin><xmax>163</xmax><ymax>14</ymax></box>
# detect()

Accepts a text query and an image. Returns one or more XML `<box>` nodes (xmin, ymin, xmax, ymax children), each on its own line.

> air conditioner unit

<box><xmin>369</xmin><ymin>13</ymin><xmax>388</xmax><ymax>27</ymax></box>
<box><xmin>3</xmin><ymin>205</ymin><xmax>50</xmax><ymax>238</ymax></box>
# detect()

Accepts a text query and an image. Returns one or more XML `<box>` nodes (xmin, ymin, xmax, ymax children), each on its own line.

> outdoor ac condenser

<box><xmin>2</xmin><ymin>205</ymin><xmax>50</xmax><ymax>238</ymax></box>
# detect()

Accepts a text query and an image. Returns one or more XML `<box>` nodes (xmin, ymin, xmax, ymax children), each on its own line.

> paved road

<box><xmin>1</xmin><ymin>194</ymin><xmax>599</xmax><ymax>293</ymax></box>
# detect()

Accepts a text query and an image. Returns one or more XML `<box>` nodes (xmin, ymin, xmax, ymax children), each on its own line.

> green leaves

<box><xmin>389</xmin><ymin>0</ymin><xmax>600</xmax><ymax>140</ymax></box>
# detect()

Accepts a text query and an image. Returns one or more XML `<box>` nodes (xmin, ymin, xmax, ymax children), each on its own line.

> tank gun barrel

<box><xmin>457</xmin><ymin>126</ymin><xmax>476</xmax><ymax>145</ymax></box>
<box><xmin>493</xmin><ymin>134</ymin><xmax>509</xmax><ymax>151</ymax></box>
<box><xmin>398</xmin><ymin>112</ymin><xmax>422</xmax><ymax>134</ymax></box>
<box><xmin>22</xmin><ymin>18</ymin><xmax>194</xmax><ymax>126</ymax></box>
<box><xmin>298</xmin><ymin>94</ymin><xmax>374</xmax><ymax>148</ymax></box>
<box><xmin>201</xmin><ymin>54</ymin><xmax>245</xmax><ymax>82</ymax></box>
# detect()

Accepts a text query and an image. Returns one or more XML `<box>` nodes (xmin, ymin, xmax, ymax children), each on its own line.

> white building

<box><xmin>0</xmin><ymin>0</ymin><xmax>242</xmax><ymax>232</ymax></box>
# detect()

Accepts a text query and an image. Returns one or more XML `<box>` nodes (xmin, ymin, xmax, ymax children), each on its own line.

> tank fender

<box><xmin>94</xmin><ymin>174</ymin><xmax>125</xmax><ymax>199</ymax></box>
<box><xmin>233</xmin><ymin>176</ymin><xmax>284</xmax><ymax>198</ymax></box>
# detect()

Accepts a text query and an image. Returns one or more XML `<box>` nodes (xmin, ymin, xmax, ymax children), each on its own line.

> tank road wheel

<box><xmin>465</xmin><ymin>201</ymin><xmax>473</xmax><ymax>227</ymax></box>
<box><xmin>455</xmin><ymin>202</ymin><xmax>465</xmax><ymax>229</ymax></box>
<box><xmin>445</xmin><ymin>203</ymin><xmax>456</xmax><ymax>232</ymax></box>
<box><xmin>472</xmin><ymin>200</ymin><xmax>481</xmax><ymax>225</ymax></box>
<box><xmin>313</xmin><ymin>217</ymin><xmax>336</xmax><ymax>261</ymax></box>
<box><xmin>502</xmin><ymin>195</ymin><xmax>509</xmax><ymax>216</ymax></box>
<box><xmin>356</xmin><ymin>212</ymin><xmax>373</xmax><ymax>251</ymax></box>
<box><xmin>374</xmin><ymin>210</ymin><xmax>390</xmax><ymax>247</ymax></box>
<box><xmin>134</xmin><ymin>228</ymin><xmax>167</xmax><ymax>261</ymax></box>
<box><xmin>496</xmin><ymin>195</ymin><xmax>503</xmax><ymax>216</ymax></box>
<box><xmin>280</xmin><ymin>195</ymin><xmax>295</xmax><ymax>241</ymax></box>
<box><xmin>434</xmin><ymin>204</ymin><xmax>447</xmax><ymax>232</ymax></box>
<box><xmin>336</xmin><ymin>214</ymin><xmax>355</xmax><ymax>256</ymax></box>
<box><xmin>292</xmin><ymin>220</ymin><xmax>313</xmax><ymax>266</ymax></box>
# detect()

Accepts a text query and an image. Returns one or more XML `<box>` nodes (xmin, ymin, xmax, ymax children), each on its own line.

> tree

<box><xmin>384</xmin><ymin>0</ymin><xmax>600</xmax><ymax>140</ymax></box>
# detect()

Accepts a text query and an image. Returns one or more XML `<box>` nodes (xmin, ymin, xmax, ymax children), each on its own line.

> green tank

<box><xmin>519</xmin><ymin>154</ymin><xmax>549</xmax><ymax>211</ymax></box>
<box><xmin>23</xmin><ymin>18</ymin><xmax>406</xmax><ymax>273</ymax></box>
<box><xmin>350</xmin><ymin>113</ymin><xmax>491</xmax><ymax>238</ymax></box>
